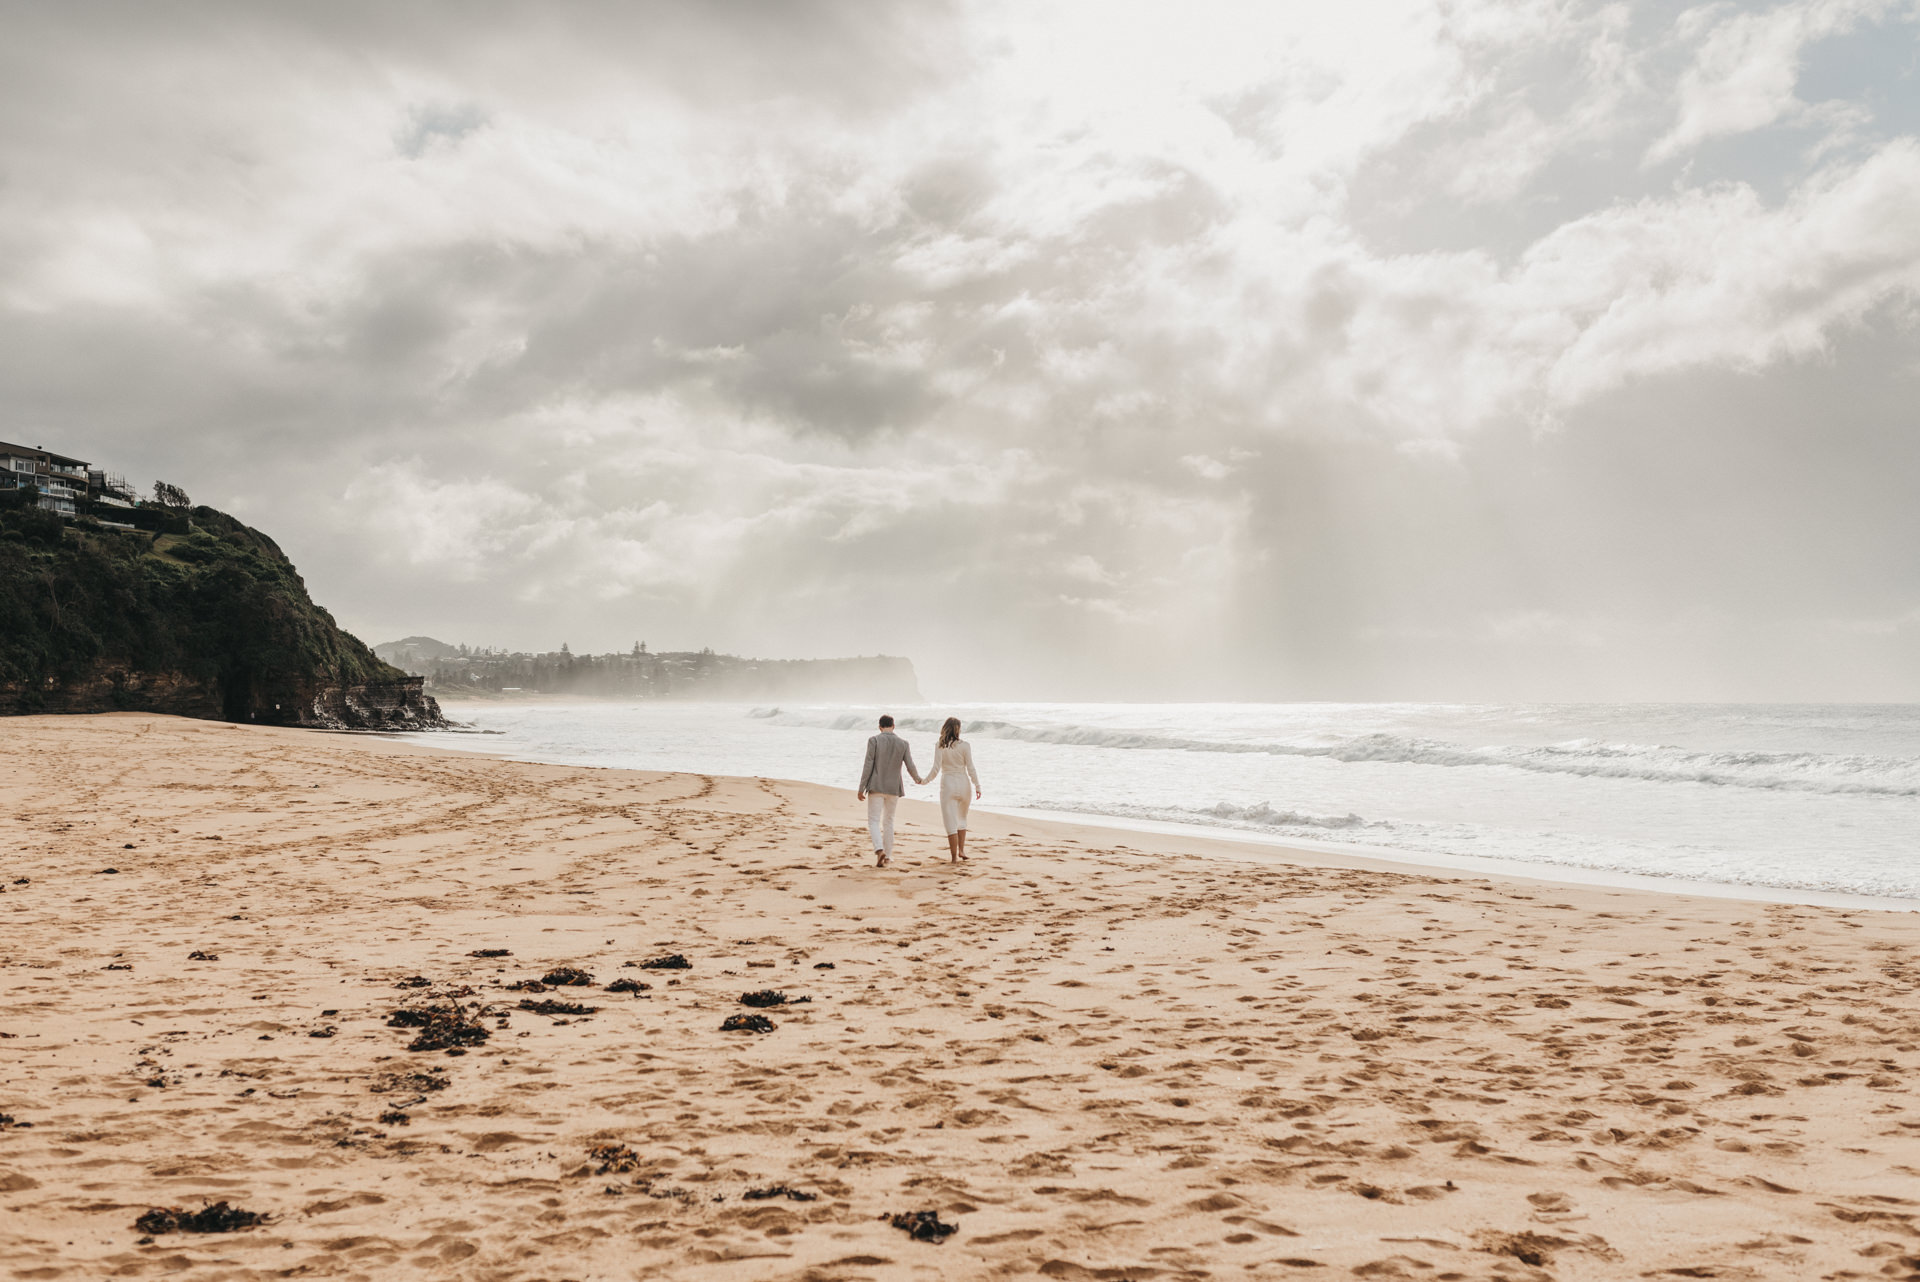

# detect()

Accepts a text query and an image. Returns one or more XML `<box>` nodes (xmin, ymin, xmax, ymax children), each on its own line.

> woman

<box><xmin>921</xmin><ymin>716</ymin><xmax>982</xmax><ymax>864</ymax></box>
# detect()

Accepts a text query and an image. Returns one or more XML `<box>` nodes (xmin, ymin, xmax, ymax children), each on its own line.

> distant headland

<box><xmin>376</xmin><ymin>637</ymin><xmax>922</xmax><ymax>703</ymax></box>
<box><xmin>0</xmin><ymin>439</ymin><xmax>444</xmax><ymax>730</ymax></box>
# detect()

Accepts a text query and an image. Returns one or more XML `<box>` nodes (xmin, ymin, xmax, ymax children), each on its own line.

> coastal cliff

<box><xmin>0</xmin><ymin>498</ymin><xmax>444</xmax><ymax>729</ymax></box>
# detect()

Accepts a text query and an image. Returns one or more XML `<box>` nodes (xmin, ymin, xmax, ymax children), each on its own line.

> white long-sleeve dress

<box><xmin>922</xmin><ymin>740</ymin><xmax>980</xmax><ymax>835</ymax></box>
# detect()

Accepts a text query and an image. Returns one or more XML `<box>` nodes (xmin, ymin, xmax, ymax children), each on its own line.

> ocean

<box><xmin>405</xmin><ymin>701</ymin><xmax>1920</xmax><ymax>904</ymax></box>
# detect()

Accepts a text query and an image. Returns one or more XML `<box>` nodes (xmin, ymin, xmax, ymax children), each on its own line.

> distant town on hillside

<box><xmin>374</xmin><ymin>637</ymin><xmax>921</xmax><ymax>703</ymax></box>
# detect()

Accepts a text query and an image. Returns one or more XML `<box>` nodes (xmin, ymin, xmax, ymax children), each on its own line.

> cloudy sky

<box><xmin>4</xmin><ymin>1</ymin><xmax>1918</xmax><ymax>700</ymax></box>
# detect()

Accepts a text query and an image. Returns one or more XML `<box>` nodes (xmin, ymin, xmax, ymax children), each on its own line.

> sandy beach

<box><xmin>3</xmin><ymin>712</ymin><xmax>1919</xmax><ymax>1281</ymax></box>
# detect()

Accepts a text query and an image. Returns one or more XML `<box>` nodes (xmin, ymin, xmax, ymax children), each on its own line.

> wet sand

<box><xmin>2</xmin><ymin>712</ymin><xmax>1919</xmax><ymax>1281</ymax></box>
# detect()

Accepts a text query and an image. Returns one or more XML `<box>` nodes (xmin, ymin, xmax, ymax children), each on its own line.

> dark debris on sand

<box><xmin>394</xmin><ymin>975</ymin><xmax>432</xmax><ymax>988</ymax></box>
<box><xmin>887</xmin><ymin>1210</ymin><xmax>958</xmax><ymax>1243</ymax></box>
<box><xmin>518</xmin><ymin>998</ymin><xmax>597</xmax><ymax>1017</ymax></box>
<box><xmin>813</xmin><ymin>962</ymin><xmax>835</xmax><ymax>969</ymax></box>
<box><xmin>606</xmin><ymin>978</ymin><xmax>651</xmax><ymax>994</ymax></box>
<box><xmin>740</xmin><ymin>990</ymin><xmax>811</xmax><ymax>1008</ymax></box>
<box><xmin>540</xmin><ymin>966</ymin><xmax>594</xmax><ymax>986</ymax></box>
<box><xmin>0</xmin><ymin>1113</ymin><xmax>28</xmax><ymax>1129</ymax></box>
<box><xmin>635</xmin><ymin>953</ymin><xmax>691</xmax><ymax>970</ymax></box>
<box><xmin>1479</xmin><ymin>1231</ymin><xmax>1571</xmax><ymax>1269</ymax></box>
<box><xmin>186</xmin><ymin>950</ymin><xmax>218</xmax><ymax>961</ymax></box>
<box><xmin>377</xmin><ymin>1109</ymin><xmax>410</xmax><ymax>1126</ymax></box>
<box><xmin>387</xmin><ymin>1001</ymin><xmax>491</xmax><ymax>1052</ymax></box>
<box><xmin>134</xmin><ymin>1203</ymin><xmax>267</xmax><ymax>1235</ymax></box>
<box><xmin>721</xmin><ymin>1013</ymin><xmax>775</xmax><ymax>1034</ymax></box>
<box><xmin>589</xmin><ymin>1142</ymin><xmax>645</xmax><ymax>1174</ymax></box>
<box><xmin>744</xmin><ymin>1185</ymin><xmax>818</xmax><ymax>1202</ymax></box>
<box><xmin>469</xmin><ymin>948</ymin><xmax>512</xmax><ymax>958</ymax></box>
<box><xmin>370</xmin><ymin>1068</ymin><xmax>448</xmax><ymax>1095</ymax></box>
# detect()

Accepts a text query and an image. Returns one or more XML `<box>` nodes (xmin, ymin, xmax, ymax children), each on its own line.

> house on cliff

<box><xmin>0</xmin><ymin>440</ymin><xmax>92</xmax><ymax>517</ymax></box>
<box><xmin>2</xmin><ymin>441</ymin><xmax>149</xmax><ymax>529</ymax></box>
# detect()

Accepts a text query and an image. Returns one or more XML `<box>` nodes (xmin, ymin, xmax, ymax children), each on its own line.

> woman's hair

<box><xmin>939</xmin><ymin>717</ymin><xmax>962</xmax><ymax>748</ymax></box>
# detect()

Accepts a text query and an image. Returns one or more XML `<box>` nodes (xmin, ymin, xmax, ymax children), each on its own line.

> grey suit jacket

<box><xmin>858</xmin><ymin>731</ymin><xmax>921</xmax><ymax>795</ymax></box>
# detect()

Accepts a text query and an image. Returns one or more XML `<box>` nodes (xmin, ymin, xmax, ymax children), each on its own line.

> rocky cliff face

<box><xmin>301</xmin><ymin>676</ymin><xmax>443</xmax><ymax>730</ymax></box>
<box><xmin>0</xmin><ymin>669</ymin><xmax>443</xmax><ymax>729</ymax></box>
<box><xmin>0</xmin><ymin>499</ymin><xmax>446</xmax><ymax>730</ymax></box>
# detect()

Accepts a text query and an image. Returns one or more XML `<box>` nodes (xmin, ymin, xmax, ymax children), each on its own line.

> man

<box><xmin>856</xmin><ymin>714</ymin><xmax>922</xmax><ymax>868</ymax></box>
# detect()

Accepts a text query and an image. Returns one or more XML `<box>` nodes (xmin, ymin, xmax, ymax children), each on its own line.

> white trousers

<box><xmin>866</xmin><ymin>792</ymin><xmax>899</xmax><ymax>855</ymax></box>
<box><xmin>940</xmin><ymin>786</ymin><xmax>971</xmax><ymax>835</ymax></box>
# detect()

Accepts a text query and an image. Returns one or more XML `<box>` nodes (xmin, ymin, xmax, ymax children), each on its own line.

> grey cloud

<box><xmin>2</xmin><ymin>2</ymin><xmax>1918</xmax><ymax>700</ymax></box>
<box><xmin>396</xmin><ymin>103</ymin><xmax>489</xmax><ymax>158</ymax></box>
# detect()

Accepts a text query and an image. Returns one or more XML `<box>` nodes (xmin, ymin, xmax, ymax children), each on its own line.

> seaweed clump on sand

<box><xmin>134</xmin><ymin>1203</ymin><xmax>267</xmax><ymax>1235</ymax></box>
<box><xmin>387</xmin><ymin>1001</ymin><xmax>491</xmax><ymax>1052</ymax></box>
<box><xmin>744</xmin><ymin>1185</ymin><xmax>818</xmax><ymax>1202</ymax></box>
<box><xmin>186</xmin><ymin>950</ymin><xmax>218</xmax><ymax>961</ymax></box>
<box><xmin>606</xmin><ymin>978</ymin><xmax>650</xmax><ymax>994</ymax></box>
<box><xmin>508</xmin><ymin>966</ymin><xmax>593</xmax><ymax>992</ymax></box>
<box><xmin>518</xmin><ymin>998</ymin><xmax>597</xmax><ymax>1017</ymax></box>
<box><xmin>721</xmin><ymin>1013</ymin><xmax>775</xmax><ymax>1034</ymax></box>
<box><xmin>589</xmin><ymin>1142</ymin><xmax>645</xmax><ymax>1174</ymax></box>
<box><xmin>0</xmin><ymin>1114</ymin><xmax>27</xmax><ymax>1129</ymax></box>
<box><xmin>469</xmin><ymin>948</ymin><xmax>512</xmax><ymax>958</ymax></box>
<box><xmin>888</xmin><ymin>1210</ymin><xmax>958</xmax><ymax>1243</ymax></box>
<box><xmin>740</xmin><ymin>990</ymin><xmax>810</xmax><ymax>1008</ymax></box>
<box><xmin>635</xmin><ymin>954</ymin><xmax>691</xmax><ymax>970</ymax></box>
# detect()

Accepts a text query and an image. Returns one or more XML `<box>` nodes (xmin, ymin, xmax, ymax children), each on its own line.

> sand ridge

<box><xmin>2</xmin><ymin>713</ymin><xmax>1919</xmax><ymax>1280</ymax></box>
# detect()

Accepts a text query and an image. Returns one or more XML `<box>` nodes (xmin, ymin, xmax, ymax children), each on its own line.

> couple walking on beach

<box><xmin>855</xmin><ymin>715</ymin><xmax>981</xmax><ymax>868</ymax></box>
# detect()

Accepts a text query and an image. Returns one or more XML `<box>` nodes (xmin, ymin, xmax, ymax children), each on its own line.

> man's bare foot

<box><xmin>875</xmin><ymin>851</ymin><xmax>889</xmax><ymax>868</ymax></box>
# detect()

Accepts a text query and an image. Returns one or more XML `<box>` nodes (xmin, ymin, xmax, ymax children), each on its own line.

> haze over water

<box><xmin>417</xmin><ymin>700</ymin><xmax>1920</xmax><ymax>901</ymax></box>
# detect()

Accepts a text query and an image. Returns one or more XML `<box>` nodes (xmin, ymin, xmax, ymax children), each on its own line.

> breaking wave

<box><xmin>762</xmin><ymin>711</ymin><xmax>1920</xmax><ymax>798</ymax></box>
<box><xmin>1033</xmin><ymin>799</ymin><xmax>1379</xmax><ymax>832</ymax></box>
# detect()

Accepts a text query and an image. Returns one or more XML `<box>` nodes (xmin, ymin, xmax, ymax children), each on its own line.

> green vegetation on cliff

<box><xmin>0</xmin><ymin>494</ymin><xmax>415</xmax><ymax>723</ymax></box>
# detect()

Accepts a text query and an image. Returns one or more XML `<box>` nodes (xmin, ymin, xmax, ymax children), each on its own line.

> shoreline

<box><xmin>988</xmin><ymin>804</ymin><xmax>1920</xmax><ymax>914</ymax></box>
<box><xmin>396</xmin><ymin>718</ymin><xmax>1920</xmax><ymax>914</ymax></box>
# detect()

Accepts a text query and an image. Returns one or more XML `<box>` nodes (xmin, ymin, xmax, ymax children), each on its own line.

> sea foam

<box><xmin>765</xmin><ymin>710</ymin><xmax>1920</xmax><ymax>798</ymax></box>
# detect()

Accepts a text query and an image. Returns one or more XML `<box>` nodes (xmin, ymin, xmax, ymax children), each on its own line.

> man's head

<box><xmin>878</xmin><ymin>715</ymin><xmax>894</xmax><ymax>729</ymax></box>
